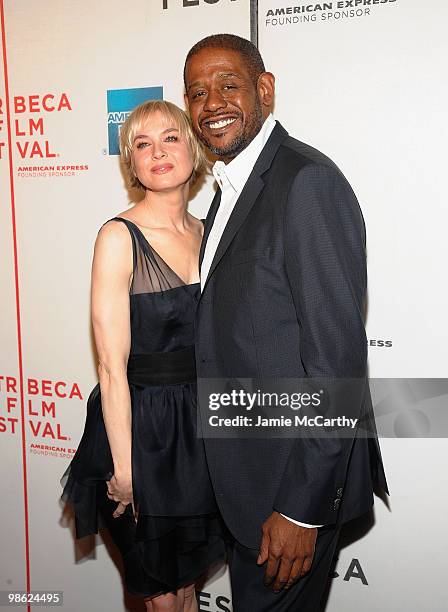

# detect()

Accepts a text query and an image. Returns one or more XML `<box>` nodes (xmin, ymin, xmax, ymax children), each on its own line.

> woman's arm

<box><xmin>91</xmin><ymin>220</ymin><xmax>134</xmax><ymax>516</ymax></box>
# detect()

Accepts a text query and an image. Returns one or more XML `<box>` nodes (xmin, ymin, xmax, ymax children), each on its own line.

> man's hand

<box><xmin>257</xmin><ymin>511</ymin><xmax>317</xmax><ymax>592</ymax></box>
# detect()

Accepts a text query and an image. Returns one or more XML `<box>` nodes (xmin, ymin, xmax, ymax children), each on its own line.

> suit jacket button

<box><xmin>336</xmin><ymin>487</ymin><xmax>343</xmax><ymax>498</ymax></box>
<box><xmin>333</xmin><ymin>498</ymin><xmax>341</xmax><ymax>510</ymax></box>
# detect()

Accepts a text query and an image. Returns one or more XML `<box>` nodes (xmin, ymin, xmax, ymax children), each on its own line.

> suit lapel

<box><xmin>201</xmin><ymin>122</ymin><xmax>289</xmax><ymax>295</ymax></box>
<box><xmin>203</xmin><ymin>175</ymin><xmax>264</xmax><ymax>290</ymax></box>
<box><xmin>199</xmin><ymin>188</ymin><xmax>221</xmax><ymax>270</ymax></box>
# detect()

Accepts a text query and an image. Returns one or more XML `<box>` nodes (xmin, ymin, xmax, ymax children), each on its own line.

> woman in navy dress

<box><xmin>61</xmin><ymin>100</ymin><xmax>226</xmax><ymax>611</ymax></box>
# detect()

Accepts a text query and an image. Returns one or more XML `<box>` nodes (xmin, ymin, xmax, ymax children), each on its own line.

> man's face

<box><xmin>184</xmin><ymin>47</ymin><xmax>272</xmax><ymax>161</ymax></box>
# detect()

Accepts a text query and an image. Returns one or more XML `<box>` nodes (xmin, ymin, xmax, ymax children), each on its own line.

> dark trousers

<box><xmin>227</xmin><ymin>526</ymin><xmax>340</xmax><ymax>611</ymax></box>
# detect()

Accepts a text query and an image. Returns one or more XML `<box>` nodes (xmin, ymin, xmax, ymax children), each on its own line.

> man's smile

<box><xmin>206</xmin><ymin>117</ymin><xmax>237</xmax><ymax>130</ymax></box>
<box><xmin>200</xmin><ymin>115</ymin><xmax>241</xmax><ymax>140</ymax></box>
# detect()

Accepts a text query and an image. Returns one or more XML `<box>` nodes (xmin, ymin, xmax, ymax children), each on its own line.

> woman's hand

<box><xmin>107</xmin><ymin>473</ymin><xmax>134</xmax><ymax>519</ymax></box>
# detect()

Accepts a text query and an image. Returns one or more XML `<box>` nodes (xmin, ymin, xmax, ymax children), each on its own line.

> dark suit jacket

<box><xmin>195</xmin><ymin>121</ymin><xmax>388</xmax><ymax>549</ymax></box>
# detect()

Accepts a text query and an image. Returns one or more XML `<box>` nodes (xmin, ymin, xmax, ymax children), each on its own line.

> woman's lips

<box><xmin>151</xmin><ymin>164</ymin><xmax>174</xmax><ymax>174</ymax></box>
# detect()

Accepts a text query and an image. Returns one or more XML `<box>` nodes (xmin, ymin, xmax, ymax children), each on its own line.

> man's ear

<box><xmin>258</xmin><ymin>72</ymin><xmax>275</xmax><ymax>110</ymax></box>
<box><xmin>184</xmin><ymin>92</ymin><xmax>190</xmax><ymax>110</ymax></box>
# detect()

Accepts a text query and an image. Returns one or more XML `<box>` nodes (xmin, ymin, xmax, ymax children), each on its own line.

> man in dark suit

<box><xmin>184</xmin><ymin>34</ymin><xmax>387</xmax><ymax>610</ymax></box>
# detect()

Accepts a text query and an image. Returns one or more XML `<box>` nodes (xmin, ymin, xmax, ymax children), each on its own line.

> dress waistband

<box><xmin>127</xmin><ymin>346</ymin><xmax>196</xmax><ymax>387</ymax></box>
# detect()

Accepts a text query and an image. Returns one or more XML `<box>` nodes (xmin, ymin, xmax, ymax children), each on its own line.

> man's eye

<box><xmin>192</xmin><ymin>91</ymin><xmax>206</xmax><ymax>99</ymax></box>
<box><xmin>223</xmin><ymin>85</ymin><xmax>236</xmax><ymax>90</ymax></box>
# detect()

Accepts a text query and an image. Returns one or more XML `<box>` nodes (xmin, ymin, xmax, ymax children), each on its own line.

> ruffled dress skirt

<box><xmin>61</xmin><ymin>367</ymin><xmax>228</xmax><ymax>598</ymax></box>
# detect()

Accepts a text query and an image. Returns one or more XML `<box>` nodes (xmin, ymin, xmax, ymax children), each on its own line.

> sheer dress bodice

<box><xmin>114</xmin><ymin>216</ymin><xmax>200</xmax><ymax>355</ymax></box>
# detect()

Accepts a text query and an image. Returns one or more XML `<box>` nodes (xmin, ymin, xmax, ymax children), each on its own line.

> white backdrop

<box><xmin>1</xmin><ymin>0</ymin><xmax>447</xmax><ymax>610</ymax></box>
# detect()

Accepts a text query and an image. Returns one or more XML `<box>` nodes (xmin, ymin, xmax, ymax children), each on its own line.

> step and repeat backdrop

<box><xmin>1</xmin><ymin>1</ymin><xmax>447</xmax><ymax>611</ymax></box>
<box><xmin>0</xmin><ymin>1</ymin><xmax>249</xmax><ymax>611</ymax></box>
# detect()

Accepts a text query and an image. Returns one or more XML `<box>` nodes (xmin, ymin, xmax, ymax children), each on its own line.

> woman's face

<box><xmin>131</xmin><ymin>111</ymin><xmax>194</xmax><ymax>192</ymax></box>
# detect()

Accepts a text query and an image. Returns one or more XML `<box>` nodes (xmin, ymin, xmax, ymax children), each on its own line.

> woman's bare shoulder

<box><xmin>95</xmin><ymin>216</ymin><xmax>132</xmax><ymax>253</ymax></box>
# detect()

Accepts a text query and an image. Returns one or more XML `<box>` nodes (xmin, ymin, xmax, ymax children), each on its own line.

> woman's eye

<box><xmin>165</xmin><ymin>135</ymin><xmax>178</xmax><ymax>142</ymax></box>
<box><xmin>136</xmin><ymin>141</ymin><xmax>150</xmax><ymax>149</ymax></box>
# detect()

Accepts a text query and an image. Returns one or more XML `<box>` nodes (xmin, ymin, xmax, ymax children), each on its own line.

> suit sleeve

<box><xmin>273</xmin><ymin>163</ymin><xmax>368</xmax><ymax>525</ymax></box>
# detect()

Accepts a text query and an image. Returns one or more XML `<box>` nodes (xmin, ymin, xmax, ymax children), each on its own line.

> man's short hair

<box><xmin>184</xmin><ymin>34</ymin><xmax>266</xmax><ymax>87</ymax></box>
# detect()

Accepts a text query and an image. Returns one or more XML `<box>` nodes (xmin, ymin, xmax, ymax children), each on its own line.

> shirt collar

<box><xmin>212</xmin><ymin>114</ymin><xmax>276</xmax><ymax>193</ymax></box>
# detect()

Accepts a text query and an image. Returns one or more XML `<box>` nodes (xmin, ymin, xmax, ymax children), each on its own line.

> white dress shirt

<box><xmin>200</xmin><ymin>114</ymin><xmax>322</xmax><ymax>529</ymax></box>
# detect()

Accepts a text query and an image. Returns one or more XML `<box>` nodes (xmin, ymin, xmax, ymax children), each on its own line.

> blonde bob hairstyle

<box><xmin>119</xmin><ymin>99</ymin><xmax>208</xmax><ymax>190</ymax></box>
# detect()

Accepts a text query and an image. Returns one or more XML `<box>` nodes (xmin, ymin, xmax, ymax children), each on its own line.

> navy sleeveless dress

<box><xmin>61</xmin><ymin>217</ymin><xmax>227</xmax><ymax>598</ymax></box>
